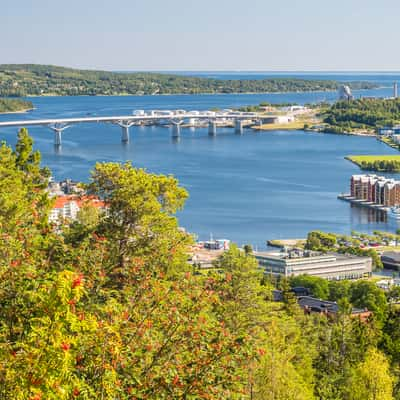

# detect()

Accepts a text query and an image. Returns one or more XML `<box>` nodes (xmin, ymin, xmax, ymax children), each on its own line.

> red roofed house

<box><xmin>49</xmin><ymin>195</ymin><xmax>105</xmax><ymax>223</ymax></box>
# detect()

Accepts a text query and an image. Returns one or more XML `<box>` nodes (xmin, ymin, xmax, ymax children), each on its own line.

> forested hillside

<box><xmin>0</xmin><ymin>130</ymin><xmax>399</xmax><ymax>399</ymax></box>
<box><xmin>0</xmin><ymin>64</ymin><xmax>376</xmax><ymax>96</ymax></box>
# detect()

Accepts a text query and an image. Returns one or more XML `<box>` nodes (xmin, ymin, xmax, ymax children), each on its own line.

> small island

<box><xmin>0</xmin><ymin>98</ymin><xmax>33</xmax><ymax>114</ymax></box>
<box><xmin>345</xmin><ymin>155</ymin><xmax>400</xmax><ymax>172</ymax></box>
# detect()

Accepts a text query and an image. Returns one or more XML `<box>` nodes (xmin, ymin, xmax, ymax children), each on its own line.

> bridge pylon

<box><xmin>171</xmin><ymin>120</ymin><xmax>183</xmax><ymax>138</ymax></box>
<box><xmin>49</xmin><ymin>124</ymin><xmax>70</xmax><ymax>146</ymax></box>
<box><xmin>116</xmin><ymin>121</ymin><xmax>135</xmax><ymax>143</ymax></box>
<box><xmin>208</xmin><ymin>120</ymin><xmax>217</xmax><ymax>136</ymax></box>
<box><xmin>235</xmin><ymin>119</ymin><xmax>244</xmax><ymax>135</ymax></box>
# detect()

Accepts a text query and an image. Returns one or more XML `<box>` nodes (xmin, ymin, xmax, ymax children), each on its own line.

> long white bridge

<box><xmin>0</xmin><ymin>111</ymin><xmax>265</xmax><ymax>146</ymax></box>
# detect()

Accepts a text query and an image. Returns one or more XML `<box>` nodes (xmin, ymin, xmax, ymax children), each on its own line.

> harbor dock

<box><xmin>338</xmin><ymin>193</ymin><xmax>389</xmax><ymax>212</ymax></box>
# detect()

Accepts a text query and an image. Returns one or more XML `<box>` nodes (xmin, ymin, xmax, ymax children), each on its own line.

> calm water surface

<box><xmin>1</xmin><ymin>84</ymin><xmax>400</xmax><ymax>247</ymax></box>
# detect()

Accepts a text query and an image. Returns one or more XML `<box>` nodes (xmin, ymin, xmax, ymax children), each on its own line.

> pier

<box><xmin>338</xmin><ymin>194</ymin><xmax>389</xmax><ymax>212</ymax></box>
<box><xmin>0</xmin><ymin>110</ymin><xmax>265</xmax><ymax>146</ymax></box>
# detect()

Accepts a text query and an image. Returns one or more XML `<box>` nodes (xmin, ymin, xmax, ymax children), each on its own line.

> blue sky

<box><xmin>2</xmin><ymin>0</ymin><xmax>400</xmax><ymax>71</ymax></box>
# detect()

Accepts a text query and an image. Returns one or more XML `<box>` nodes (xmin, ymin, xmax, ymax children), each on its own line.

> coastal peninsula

<box><xmin>322</xmin><ymin>97</ymin><xmax>400</xmax><ymax>134</ymax></box>
<box><xmin>0</xmin><ymin>98</ymin><xmax>33</xmax><ymax>114</ymax></box>
<box><xmin>345</xmin><ymin>155</ymin><xmax>400</xmax><ymax>172</ymax></box>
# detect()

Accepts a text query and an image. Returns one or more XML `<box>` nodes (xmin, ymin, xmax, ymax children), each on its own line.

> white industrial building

<box><xmin>255</xmin><ymin>249</ymin><xmax>372</xmax><ymax>280</ymax></box>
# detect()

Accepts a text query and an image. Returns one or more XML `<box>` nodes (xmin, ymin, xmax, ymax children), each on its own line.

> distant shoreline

<box><xmin>0</xmin><ymin>64</ymin><xmax>378</xmax><ymax>99</ymax></box>
<box><xmin>0</xmin><ymin>107</ymin><xmax>34</xmax><ymax>115</ymax></box>
<box><xmin>23</xmin><ymin>88</ymin><xmax>343</xmax><ymax>98</ymax></box>
<box><xmin>22</xmin><ymin>85</ymin><xmax>387</xmax><ymax>98</ymax></box>
<box><xmin>316</xmin><ymin>130</ymin><xmax>376</xmax><ymax>137</ymax></box>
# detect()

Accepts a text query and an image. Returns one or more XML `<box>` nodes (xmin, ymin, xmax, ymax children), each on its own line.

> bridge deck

<box><xmin>0</xmin><ymin>113</ymin><xmax>263</xmax><ymax>128</ymax></box>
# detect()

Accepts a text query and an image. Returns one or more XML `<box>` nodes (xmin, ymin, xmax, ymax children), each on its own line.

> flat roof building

<box><xmin>255</xmin><ymin>249</ymin><xmax>372</xmax><ymax>280</ymax></box>
<box><xmin>381</xmin><ymin>251</ymin><xmax>400</xmax><ymax>271</ymax></box>
<box><xmin>272</xmin><ymin>291</ymin><xmax>372</xmax><ymax>320</ymax></box>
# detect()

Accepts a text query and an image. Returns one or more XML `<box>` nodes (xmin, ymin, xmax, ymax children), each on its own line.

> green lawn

<box><xmin>253</xmin><ymin>120</ymin><xmax>307</xmax><ymax>131</ymax></box>
<box><xmin>345</xmin><ymin>155</ymin><xmax>400</xmax><ymax>172</ymax></box>
<box><xmin>347</xmin><ymin>155</ymin><xmax>400</xmax><ymax>163</ymax></box>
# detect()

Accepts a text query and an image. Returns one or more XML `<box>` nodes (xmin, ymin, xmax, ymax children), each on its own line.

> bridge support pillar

<box><xmin>54</xmin><ymin>129</ymin><xmax>62</xmax><ymax>146</ymax></box>
<box><xmin>208</xmin><ymin>121</ymin><xmax>217</xmax><ymax>136</ymax></box>
<box><xmin>235</xmin><ymin>119</ymin><xmax>244</xmax><ymax>134</ymax></box>
<box><xmin>49</xmin><ymin>124</ymin><xmax>70</xmax><ymax>146</ymax></box>
<box><xmin>121</xmin><ymin>125</ymin><xmax>130</xmax><ymax>143</ymax></box>
<box><xmin>171</xmin><ymin>121</ymin><xmax>182</xmax><ymax>138</ymax></box>
<box><xmin>116</xmin><ymin>121</ymin><xmax>135</xmax><ymax>143</ymax></box>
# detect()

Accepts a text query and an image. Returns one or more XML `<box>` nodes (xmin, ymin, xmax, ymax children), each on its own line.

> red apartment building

<box><xmin>350</xmin><ymin>175</ymin><xmax>400</xmax><ymax>207</ymax></box>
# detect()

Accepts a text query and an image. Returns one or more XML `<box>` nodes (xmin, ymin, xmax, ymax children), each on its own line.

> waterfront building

<box><xmin>378</xmin><ymin>125</ymin><xmax>400</xmax><ymax>136</ymax></box>
<box><xmin>254</xmin><ymin>249</ymin><xmax>372</xmax><ymax>280</ymax></box>
<box><xmin>392</xmin><ymin>135</ymin><xmax>400</xmax><ymax>144</ymax></box>
<box><xmin>379</xmin><ymin>127</ymin><xmax>395</xmax><ymax>136</ymax></box>
<box><xmin>384</xmin><ymin>180</ymin><xmax>397</xmax><ymax>206</ymax></box>
<box><xmin>350</xmin><ymin>174</ymin><xmax>378</xmax><ymax>201</ymax></box>
<box><xmin>381</xmin><ymin>251</ymin><xmax>400</xmax><ymax>270</ymax></box>
<box><xmin>367</xmin><ymin>175</ymin><xmax>378</xmax><ymax>202</ymax></box>
<box><xmin>376</xmin><ymin>179</ymin><xmax>387</xmax><ymax>205</ymax></box>
<box><xmin>188</xmin><ymin>240</ymin><xmax>229</xmax><ymax>269</ymax></box>
<box><xmin>275</xmin><ymin>115</ymin><xmax>295</xmax><ymax>124</ymax></box>
<box><xmin>350</xmin><ymin>174</ymin><xmax>400</xmax><ymax>207</ymax></box>
<box><xmin>281</xmin><ymin>105</ymin><xmax>308</xmax><ymax>114</ymax></box>
<box><xmin>260</xmin><ymin>115</ymin><xmax>295</xmax><ymax>125</ymax></box>
<box><xmin>203</xmin><ymin>239</ymin><xmax>230</xmax><ymax>250</ymax></box>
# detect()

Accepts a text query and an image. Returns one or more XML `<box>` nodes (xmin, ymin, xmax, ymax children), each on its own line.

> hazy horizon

<box><xmin>4</xmin><ymin>65</ymin><xmax>400</xmax><ymax>74</ymax></box>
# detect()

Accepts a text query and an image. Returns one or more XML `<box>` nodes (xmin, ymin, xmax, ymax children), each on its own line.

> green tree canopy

<box><xmin>347</xmin><ymin>348</ymin><xmax>393</xmax><ymax>400</ymax></box>
<box><xmin>289</xmin><ymin>275</ymin><xmax>330</xmax><ymax>299</ymax></box>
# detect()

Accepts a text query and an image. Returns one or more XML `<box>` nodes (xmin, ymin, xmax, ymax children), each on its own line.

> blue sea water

<box><xmin>0</xmin><ymin>73</ymin><xmax>400</xmax><ymax>247</ymax></box>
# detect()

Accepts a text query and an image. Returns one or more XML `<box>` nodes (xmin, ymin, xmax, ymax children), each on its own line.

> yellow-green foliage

<box><xmin>347</xmin><ymin>155</ymin><xmax>400</xmax><ymax>172</ymax></box>
<box><xmin>347</xmin><ymin>348</ymin><xmax>394</xmax><ymax>400</ymax></box>
<box><xmin>0</xmin><ymin>130</ymin><xmax>398</xmax><ymax>400</ymax></box>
